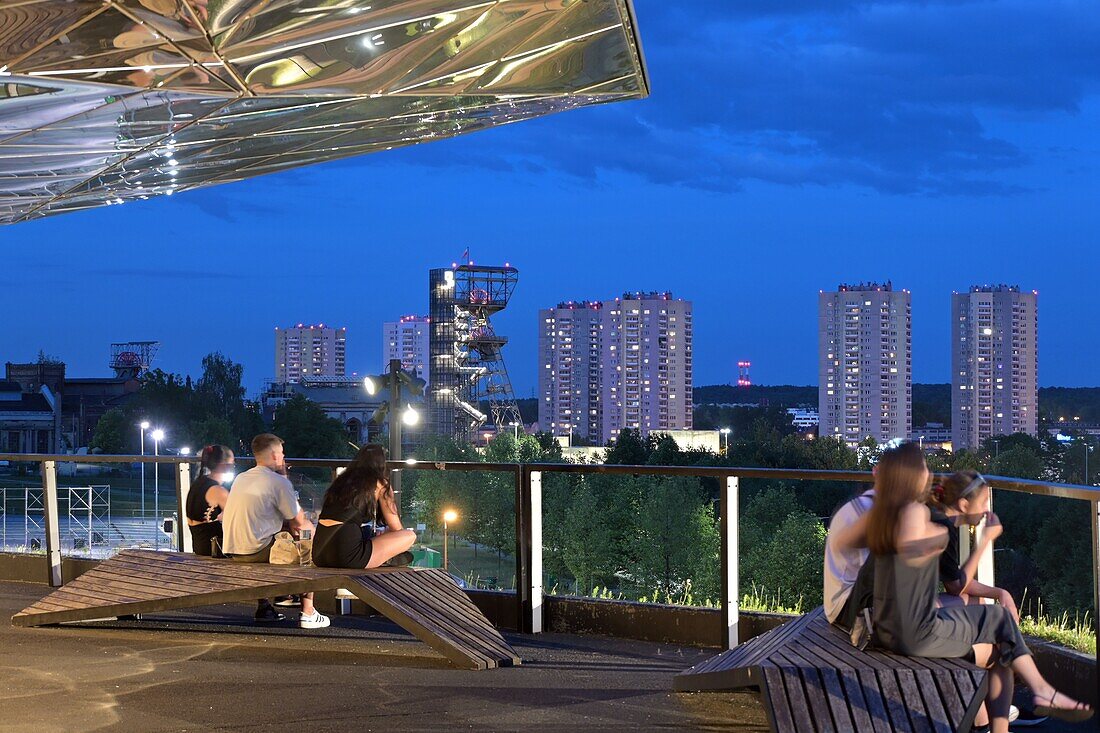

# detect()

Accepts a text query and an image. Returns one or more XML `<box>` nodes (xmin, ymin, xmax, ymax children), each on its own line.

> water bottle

<box><xmin>299</xmin><ymin>528</ymin><xmax>312</xmax><ymax>566</ymax></box>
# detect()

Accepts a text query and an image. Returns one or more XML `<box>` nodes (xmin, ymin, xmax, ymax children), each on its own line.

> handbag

<box><xmin>269</xmin><ymin>531</ymin><xmax>313</xmax><ymax>565</ymax></box>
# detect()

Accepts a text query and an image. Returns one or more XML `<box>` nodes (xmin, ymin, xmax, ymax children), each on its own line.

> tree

<box><xmin>271</xmin><ymin>395</ymin><xmax>352</xmax><ymax>459</ymax></box>
<box><xmin>741</xmin><ymin>485</ymin><xmax>827</xmax><ymax>608</ymax></box>
<box><xmin>605</xmin><ymin>428</ymin><xmax>649</xmax><ymax>465</ymax></box>
<box><xmin>90</xmin><ymin>409</ymin><xmax>127</xmax><ymax>454</ymax></box>
<box><xmin>629</xmin><ymin>476</ymin><xmax>720</xmax><ymax>600</ymax></box>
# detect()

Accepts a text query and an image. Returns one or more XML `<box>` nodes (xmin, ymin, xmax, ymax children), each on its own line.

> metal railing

<box><xmin>2</xmin><ymin>452</ymin><xmax>1098</xmax><ymax>685</ymax></box>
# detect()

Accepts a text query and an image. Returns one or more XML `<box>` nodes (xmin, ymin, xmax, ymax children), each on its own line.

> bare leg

<box><xmin>1010</xmin><ymin>654</ymin><xmax>1091</xmax><ymax>713</ymax></box>
<box><xmin>366</xmin><ymin>529</ymin><xmax>416</xmax><ymax>568</ymax></box>
<box><xmin>972</xmin><ymin>644</ymin><xmax>1011</xmax><ymax>731</ymax></box>
<box><xmin>301</xmin><ymin>592</ymin><xmax>315</xmax><ymax>615</ymax></box>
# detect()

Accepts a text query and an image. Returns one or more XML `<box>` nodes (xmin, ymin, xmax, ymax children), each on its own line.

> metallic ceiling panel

<box><xmin>0</xmin><ymin>0</ymin><xmax>647</xmax><ymax>224</ymax></box>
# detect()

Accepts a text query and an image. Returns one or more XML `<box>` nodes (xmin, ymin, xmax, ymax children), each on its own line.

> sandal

<box><xmin>1033</xmin><ymin>691</ymin><xmax>1094</xmax><ymax>723</ymax></box>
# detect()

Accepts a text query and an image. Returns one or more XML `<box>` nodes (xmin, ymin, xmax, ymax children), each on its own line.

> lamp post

<box><xmin>180</xmin><ymin>446</ymin><xmax>191</xmax><ymax>456</ymax></box>
<box><xmin>442</xmin><ymin>509</ymin><xmax>458</xmax><ymax>571</ymax></box>
<box><xmin>364</xmin><ymin>359</ymin><xmax>425</xmax><ymax>508</ymax></box>
<box><xmin>509</xmin><ymin>421</ymin><xmax>520</xmax><ymax>440</ymax></box>
<box><xmin>151</xmin><ymin>428</ymin><xmax>164</xmax><ymax>548</ymax></box>
<box><xmin>138</xmin><ymin>420</ymin><xmax>149</xmax><ymax>518</ymax></box>
<box><xmin>720</xmin><ymin>427</ymin><xmax>731</xmax><ymax>456</ymax></box>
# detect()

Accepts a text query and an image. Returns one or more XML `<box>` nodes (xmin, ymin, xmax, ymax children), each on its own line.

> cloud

<box><xmin>357</xmin><ymin>0</ymin><xmax>1099</xmax><ymax>197</ymax></box>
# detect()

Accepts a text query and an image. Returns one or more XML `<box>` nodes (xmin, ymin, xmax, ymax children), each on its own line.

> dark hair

<box><xmin>867</xmin><ymin>442</ymin><xmax>930</xmax><ymax>555</ymax></box>
<box><xmin>322</xmin><ymin>444</ymin><xmax>390</xmax><ymax>517</ymax></box>
<box><xmin>930</xmin><ymin>470</ymin><xmax>988</xmax><ymax>509</ymax></box>
<box><xmin>199</xmin><ymin>444</ymin><xmax>233</xmax><ymax>476</ymax></box>
<box><xmin>251</xmin><ymin>433</ymin><xmax>283</xmax><ymax>457</ymax></box>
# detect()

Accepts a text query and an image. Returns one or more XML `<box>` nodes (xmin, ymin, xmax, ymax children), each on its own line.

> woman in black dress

<box><xmin>835</xmin><ymin>442</ymin><xmax>1090</xmax><ymax>731</ymax></box>
<box><xmin>312</xmin><ymin>445</ymin><xmax>416</xmax><ymax>569</ymax></box>
<box><xmin>185</xmin><ymin>445</ymin><xmax>234</xmax><ymax>556</ymax></box>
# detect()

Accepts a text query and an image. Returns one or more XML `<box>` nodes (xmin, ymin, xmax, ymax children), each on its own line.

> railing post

<box><xmin>721</xmin><ymin>475</ymin><xmax>739</xmax><ymax>649</ymax></box>
<box><xmin>1092</xmin><ymin>498</ymin><xmax>1100</xmax><ymax>709</ymax></box>
<box><xmin>516</xmin><ymin>466</ymin><xmax>532</xmax><ymax>633</ymax></box>
<box><xmin>41</xmin><ymin>460</ymin><xmax>62</xmax><ymax>587</ymax></box>
<box><xmin>175</xmin><ymin>460</ymin><xmax>192</xmax><ymax>553</ymax></box>
<box><xmin>529</xmin><ymin>470</ymin><xmax>543</xmax><ymax>634</ymax></box>
<box><xmin>976</xmin><ymin>490</ymin><xmax>995</xmax><ymax>589</ymax></box>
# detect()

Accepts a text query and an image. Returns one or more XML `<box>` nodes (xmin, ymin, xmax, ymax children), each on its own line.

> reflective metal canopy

<box><xmin>0</xmin><ymin>0</ymin><xmax>647</xmax><ymax>225</ymax></box>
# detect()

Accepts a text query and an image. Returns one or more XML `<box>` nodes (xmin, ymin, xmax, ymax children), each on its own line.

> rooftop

<box><xmin>0</xmin><ymin>580</ymin><xmax>765</xmax><ymax>732</ymax></box>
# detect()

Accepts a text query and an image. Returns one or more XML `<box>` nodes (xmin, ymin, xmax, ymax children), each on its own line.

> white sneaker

<box><xmin>299</xmin><ymin>611</ymin><xmax>330</xmax><ymax>630</ymax></box>
<box><xmin>1008</xmin><ymin>704</ymin><xmax>1020</xmax><ymax>723</ymax></box>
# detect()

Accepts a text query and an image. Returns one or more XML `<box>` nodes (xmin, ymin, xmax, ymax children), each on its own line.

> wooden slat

<box><xmin>774</xmin><ymin>648</ymin><xmax>836</xmax><ymax>733</ymax></box>
<box><xmin>761</xmin><ymin>663</ymin><xmax>798</xmax><ymax>733</ymax></box>
<box><xmin>875</xmin><ymin>670</ymin><xmax>913</xmax><ymax>732</ymax></box>
<box><xmin>911</xmin><ymin>668</ymin><xmax>952</xmax><ymax>733</ymax></box>
<box><xmin>349</xmin><ymin>570</ymin><xmax>518</xmax><ymax>669</ymax></box>
<box><xmin>389</xmin><ymin>570</ymin><xmax>517</xmax><ymax>660</ymax></box>
<box><xmin>349</xmin><ymin>574</ymin><xmax>493</xmax><ymax>670</ymax></box>
<box><xmin>894</xmin><ymin>668</ymin><xmax>934</xmax><ymax>732</ymax></box>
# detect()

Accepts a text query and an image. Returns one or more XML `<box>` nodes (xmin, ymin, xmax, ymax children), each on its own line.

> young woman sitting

<box><xmin>929</xmin><ymin>470</ymin><xmax>1018</xmax><ymax>621</ymax></box>
<box><xmin>186</xmin><ymin>445</ymin><xmax>234</xmax><ymax>556</ymax></box>
<box><xmin>833</xmin><ymin>442</ymin><xmax>1091</xmax><ymax>731</ymax></box>
<box><xmin>312</xmin><ymin>445</ymin><xmax>417</xmax><ymax>569</ymax></box>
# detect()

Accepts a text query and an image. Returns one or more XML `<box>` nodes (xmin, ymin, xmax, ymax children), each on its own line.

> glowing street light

<box><xmin>180</xmin><ymin>446</ymin><xmax>191</xmax><ymax>456</ymax></box>
<box><xmin>151</xmin><ymin>429</ymin><xmax>165</xmax><ymax>548</ymax></box>
<box><xmin>720</xmin><ymin>427</ymin><xmax>731</xmax><ymax>455</ymax></box>
<box><xmin>402</xmin><ymin>404</ymin><xmax>420</xmax><ymax>426</ymax></box>
<box><xmin>442</xmin><ymin>509</ymin><xmax>459</xmax><ymax>571</ymax></box>
<box><xmin>137</xmin><ymin>420</ymin><xmax>151</xmax><ymax>517</ymax></box>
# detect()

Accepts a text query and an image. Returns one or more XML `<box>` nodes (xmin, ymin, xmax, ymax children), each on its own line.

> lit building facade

<box><xmin>275</xmin><ymin>324</ymin><xmax>347</xmax><ymax>383</ymax></box>
<box><xmin>539</xmin><ymin>292</ymin><xmax>692</xmax><ymax>445</ymax></box>
<box><xmin>819</xmin><ymin>282</ymin><xmax>911</xmax><ymax>445</ymax></box>
<box><xmin>538</xmin><ymin>301</ymin><xmax>604</xmax><ymax>443</ymax></box>
<box><xmin>383</xmin><ymin>316</ymin><xmax>430</xmax><ymax>385</ymax></box>
<box><xmin>951</xmin><ymin>285</ymin><xmax>1038</xmax><ymax>450</ymax></box>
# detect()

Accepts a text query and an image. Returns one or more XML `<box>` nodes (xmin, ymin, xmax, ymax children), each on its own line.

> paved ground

<box><xmin>0</xmin><ymin>581</ymin><xmax>768</xmax><ymax>733</ymax></box>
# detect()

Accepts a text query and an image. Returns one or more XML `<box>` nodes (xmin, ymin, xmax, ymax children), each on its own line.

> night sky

<box><xmin>3</xmin><ymin>0</ymin><xmax>1098</xmax><ymax>395</ymax></box>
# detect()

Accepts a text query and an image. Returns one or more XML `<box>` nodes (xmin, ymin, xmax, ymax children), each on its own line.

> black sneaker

<box><xmin>383</xmin><ymin>551</ymin><xmax>414</xmax><ymax>568</ymax></box>
<box><xmin>254</xmin><ymin>605</ymin><xmax>286</xmax><ymax>623</ymax></box>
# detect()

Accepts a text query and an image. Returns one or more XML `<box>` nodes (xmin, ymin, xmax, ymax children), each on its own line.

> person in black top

<box><xmin>186</xmin><ymin>445</ymin><xmax>234</xmax><ymax>556</ymax></box>
<box><xmin>929</xmin><ymin>471</ymin><xmax>1019</xmax><ymax>622</ymax></box>
<box><xmin>313</xmin><ymin>445</ymin><xmax>416</xmax><ymax>569</ymax></box>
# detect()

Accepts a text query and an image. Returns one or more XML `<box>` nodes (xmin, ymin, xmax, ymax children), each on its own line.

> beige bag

<box><xmin>269</xmin><ymin>531</ymin><xmax>313</xmax><ymax>566</ymax></box>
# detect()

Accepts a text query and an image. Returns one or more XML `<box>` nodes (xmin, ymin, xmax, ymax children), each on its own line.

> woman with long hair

<box><xmin>312</xmin><ymin>445</ymin><xmax>416</xmax><ymax>569</ymax></box>
<box><xmin>840</xmin><ymin>442</ymin><xmax>1090</xmax><ymax>731</ymax></box>
<box><xmin>185</xmin><ymin>445</ymin><xmax>234</xmax><ymax>556</ymax></box>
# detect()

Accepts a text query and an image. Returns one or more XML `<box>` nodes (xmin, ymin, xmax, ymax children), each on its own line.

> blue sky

<box><xmin>3</xmin><ymin>0</ymin><xmax>1099</xmax><ymax>394</ymax></box>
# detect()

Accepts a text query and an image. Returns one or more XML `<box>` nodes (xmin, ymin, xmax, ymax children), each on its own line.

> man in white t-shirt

<box><xmin>222</xmin><ymin>433</ymin><xmax>329</xmax><ymax>630</ymax></box>
<box><xmin>822</xmin><ymin>488</ymin><xmax>875</xmax><ymax>629</ymax></box>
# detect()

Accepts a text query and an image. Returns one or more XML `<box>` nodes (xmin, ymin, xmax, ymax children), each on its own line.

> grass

<box><xmin>1018</xmin><ymin>593</ymin><xmax>1096</xmax><ymax>655</ymax></box>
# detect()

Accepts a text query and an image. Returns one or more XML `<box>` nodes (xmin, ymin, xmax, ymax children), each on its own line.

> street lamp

<box><xmin>138</xmin><ymin>420</ymin><xmax>150</xmax><ymax>519</ymax></box>
<box><xmin>720</xmin><ymin>427</ymin><xmax>731</xmax><ymax>455</ymax></box>
<box><xmin>151</xmin><ymin>428</ymin><xmax>164</xmax><ymax>548</ymax></box>
<box><xmin>442</xmin><ymin>509</ymin><xmax>458</xmax><ymax>571</ymax></box>
<box><xmin>180</xmin><ymin>446</ymin><xmax>191</xmax><ymax>456</ymax></box>
<box><xmin>363</xmin><ymin>359</ymin><xmax>426</xmax><ymax>507</ymax></box>
<box><xmin>509</xmin><ymin>421</ymin><xmax>520</xmax><ymax>439</ymax></box>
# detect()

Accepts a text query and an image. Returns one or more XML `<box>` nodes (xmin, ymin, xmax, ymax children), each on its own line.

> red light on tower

<box><xmin>737</xmin><ymin>360</ymin><xmax>752</xmax><ymax>387</ymax></box>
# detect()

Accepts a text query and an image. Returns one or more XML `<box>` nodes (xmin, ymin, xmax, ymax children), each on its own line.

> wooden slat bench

<box><xmin>11</xmin><ymin>549</ymin><xmax>521</xmax><ymax>671</ymax></box>
<box><xmin>674</xmin><ymin>607</ymin><xmax>988</xmax><ymax>732</ymax></box>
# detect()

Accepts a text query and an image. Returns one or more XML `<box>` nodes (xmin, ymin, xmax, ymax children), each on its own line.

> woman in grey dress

<box><xmin>835</xmin><ymin>442</ymin><xmax>1091</xmax><ymax>731</ymax></box>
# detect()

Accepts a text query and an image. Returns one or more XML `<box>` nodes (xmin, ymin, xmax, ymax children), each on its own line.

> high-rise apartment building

<box><xmin>382</xmin><ymin>315</ymin><xmax>430</xmax><ymax>384</ymax></box>
<box><xmin>819</xmin><ymin>282</ymin><xmax>911</xmax><ymax>445</ymax></box>
<box><xmin>538</xmin><ymin>292</ymin><xmax>693</xmax><ymax>445</ymax></box>
<box><xmin>275</xmin><ymin>324</ymin><xmax>346</xmax><ymax>383</ymax></box>
<box><xmin>951</xmin><ymin>285</ymin><xmax>1038</xmax><ymax>450</ymax></box>
<box><xmin>538</xmin><ymin>301</ymin><xmax>604</xmax><ymax>443</ymax></box>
